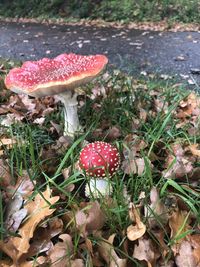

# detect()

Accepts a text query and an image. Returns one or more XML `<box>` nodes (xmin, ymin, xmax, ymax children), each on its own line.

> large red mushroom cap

<box><xmin>4</xmin><ymin>53</ymin><xmax>108</xmax><ymax>97</ymax></box>
<box><xmin>79</xmin><ymin>141</ymin><xmax>120</xmax><ymax>178</ymax></box>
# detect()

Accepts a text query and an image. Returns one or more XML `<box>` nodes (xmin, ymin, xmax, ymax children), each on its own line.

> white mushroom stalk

<box><xmin>58</xmin><ymin>91</ymin><xmax>81</xmax><ymax>137</ymax></box>
<box><xmin>85</xmin><ymin>178</ymin><xmax>113</xmax><ymax>198</ymax></box>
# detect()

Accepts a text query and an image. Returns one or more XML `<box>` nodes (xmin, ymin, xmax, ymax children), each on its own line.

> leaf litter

<box><xmin>0</xmin><ymin>63</ymin><xmax>200</xmax><ymax>266</ymax></box>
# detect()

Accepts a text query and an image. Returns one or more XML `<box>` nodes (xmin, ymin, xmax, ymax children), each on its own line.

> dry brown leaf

<box><xmin>175</xmin><ymin>240</ymin><xmax>199</xmax><ymax>267</ymax></box>
<box><xmin>188</xmin><ymin>235</ymin><xmax>200</xmax><ymax>266</ymax></box>
<box><xmin>75</xmin><ymin>201</ymin><xmax>105</xmax><ymax>237</ymax></box>
<box><xmin>48</xmin><ymin>233</ymin><xmax>84</xmax><ymax>267</ymax></box>
<box><xmin>127</xmin><ymin>202</ymin><xmax>146</xmax><ymax>241</ymax></box>
<box><xmin>48</xmin><ymin>234</ymin><xmax>73</xmax><ymax>267</ymax></box>
<box><xmin>0</xmin><ymin>159</ymin><xmax>12</xmax><ymax>187</ymax></box>
<box><xmin>14</xmin><ymin>171</ymin><xmax>35</xmax><ymax>197</ymax></box>
<box><xmin>0</xmin><ymin>187</ymin><xmax>59</xmax><ymax>264</ymax></box>
<box><xmin>158</xmin><ymin>260</ymin><xmax>175</xmax><ymax>267</ymax></box>
<box><xmin>176</xmin><ymin>93</ymin><xmax>200</xmax><ymax>131</ymax></box>
<box><xmin>169</xmin><ymin>209</ymin><xmax>190</xmax><ymax>254</ymax></box>
<box><xmin>98</xmin><ymin>233</ymin><xmax>127</xmax><ymax>267</ymax></box>
<box><xmin>13</xmin><ymin>187</ymin><xmax>59</xmax><ymax>257</ymax></box>
<box><xmin>133</xmin><ymin>237</ymin><xmax>160</xmax><ymax>267</ymax></box>
<box><xmin>188</xmin><ymin>144</ymin><xmax>200</xmax><ymax>157</ymax></box>
<box><xmin>106</xmin><ymin>126</ymin><xmax>122</xmax><ymax>141</ymax></box>
<box><xmin>163</xmin><ymin>143</ymin><xmax>194</xmax><ymax>179</ymax></box>
<box><xmin>144</xmin><ymin>187</ymin><xmax>168</xmax><ymax>228</ymax></box>
<box><xmin>33</xmin><ymin>117</ymin><xmax>45</xmax><ymax>125</ymax></box>
<box><xmin>122</xmin><ymin>157</ymin><xmax>147</xmax><ymax>176</ymax></box>
<box><xmin>178</xmin><ymin>93</ymin><xmax>200</xmax><ymax>117</ymax></box>
<box><xmin>0</xmin><ymin>138</ymin><xmax>17</xmax><ymax>147</ymax></box>
<box><xmin>4</xmin><ymin>194</ymin><xmax>27</xmax><ymax>233</ymax></box>
<box><xmin>0</xmin><ymin>113</ymin><xmax>24</xmax><ymax>127</ymax></box>
<box><xmin>154</xmin><ymin>97</ymin><xmax>168</xmax><ymax>113</ymax></box>
<box><xmin>152</xmin><ymin>229</ymin><xmax>169</xmax><ymax>258</ymax></box>
<box><xmin>4</xmin><ymin>170</ymin><xmax>35</xmax><ymax>203</ymax></box>
<box><xmin>123</xmin><ymin>135</ymin><xmax>147</xmax><ymax>157</ymax></box>
<box><xmin>0</xmin><ymin>259</ymin><xmax>12</xmax><ymax>267</ymax></box>
<box><xmin>139</xmin><ymin>108</ymin><xmax>148</xmax><ymax>121</ymax></box>
<box><xmin>21</xmin><ymin>217</ymin><xmax>63</xmax><ymax>260</ymax></box>
<box><xmin>61</xmin><ymin>167</ymin><xmax>75</xmax><ymax>192</ymax></box>
<box><xmin>16</xmin><ymin>256</ymin><xmax>46</xmax><ymax>267</ymax></box>
<box><xmin>122</xmin><ymin>135</ymin><xmax>150</xmax><ymax>176</ymax></box>
<box><xmin>0</xmin><ymin>137</ymin><xmax>17</xmax><ymax>155</ymax></box>
<box><xmin>18</xmin><ymin>94</ymin><xmax>36</xmax><ymax>112</ymax></box>
<box><xmin>169</xmin><ymin>209</ymin><xmax>190</xmax><ymax>239</ymax></box>
<box><xmin>0</xmin><ymin>240</ymin><xmax>19</xmax><ymax>266</ymax></box>
<box><xmin>70</xmin><ymin>259</ymin><xmax>85</xmax><ymax>267</ymax></box>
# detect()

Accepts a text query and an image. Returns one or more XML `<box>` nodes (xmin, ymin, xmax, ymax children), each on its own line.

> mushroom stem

<box><xmin>58</xmin><ymin>91</ymin><xmax>81</xmax><ymax>137</ymax></box>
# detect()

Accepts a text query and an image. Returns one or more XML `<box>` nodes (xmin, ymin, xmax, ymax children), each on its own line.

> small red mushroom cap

<box><xmin>79</xmin><ymin>141</ymin><xmax>120</xmax><ymax>178</ymax></box>
<box><xmin>5</xmin><ymin>53</ymin><xmax>108</xmax><ymax>97</ymax></box>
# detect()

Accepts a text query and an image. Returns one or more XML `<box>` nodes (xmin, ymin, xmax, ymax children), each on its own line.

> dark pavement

<box><xmin>1</xmin><ymin>21</ymin><xmax>200</xmax><ymax>86</ymax></box>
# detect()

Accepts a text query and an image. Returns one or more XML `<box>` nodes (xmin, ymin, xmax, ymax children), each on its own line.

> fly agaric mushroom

<box><xmin>79</xmin><ymin>141</ymin><xmax>120</xmax><ymax>178</ymax></box>
<box><xmin>4</xmin><ymin>53</ymin><xmax>108</xmax><ymax>137</ymax></box>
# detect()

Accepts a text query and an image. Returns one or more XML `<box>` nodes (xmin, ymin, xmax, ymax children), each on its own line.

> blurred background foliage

<box><xmin>0</xmin><ymin>0</ymin><xmax>200</xmax><ymax>23</ymax></box>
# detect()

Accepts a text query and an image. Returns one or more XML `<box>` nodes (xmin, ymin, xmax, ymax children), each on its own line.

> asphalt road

<box><xmin>1</xmin><ymin>21</ymin><xmax>200</xmax><ymax>86</ymax></box>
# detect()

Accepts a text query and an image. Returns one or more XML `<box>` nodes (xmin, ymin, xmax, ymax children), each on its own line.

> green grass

<box><xmin>0</xmin><ymin>0</ymin><xmax>200</xmax><ymax>24</ymax></box>
<box><xmin>0</xmin><ymin>65</ymin><xmax>200</xmax><ymax>265</ymax></box>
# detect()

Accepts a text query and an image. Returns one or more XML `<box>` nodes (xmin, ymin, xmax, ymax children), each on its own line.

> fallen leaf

<box><xmin>133</xmin><ymin>237</ymin><xmax>160</xmax><ymax>267</ymax></box>
<box><xmin>0</xmin><ymin>187</ymin><xmax>59</xmax><ymax>264</ymax></box>
<box><xmin>106</xmin><ymin>126</ymin><xmax>122</xmax><ymax>141</ymax></box>
<box><xmin>151</xmin><ymin>229</ymin><xmax>169</xmax><ymax>258</ymax></box>
<box><xmin>19</xmin><ymin>256</ymin><xmax>47</xmax><ymax>267</ymax></box>
<box><xmin>18</xmin><ymin>94</ymin><xmax>36</xmax><ymax>112</ymax></box>
<box><xmin>188</xmin><ymin>144</ymin><xmax>200</xmax><ymax>157</ymax></box>
<box><xmin>21</xmin><ymin>217</ymin><xmax>63</xmax><ymax>260</ymax></box>
<box><xmin>0</xmin><ymin>159</ymin><xmax>12</xmax><ymax>186</ymax></box>
<box><xmin>70</xmin><ymin>259</ymin><xmax>84</xmax><ymax>267</ymax></box>
<box><xmin>75</xmin><ymin>201</ymin><xmax>105</xmax><ymax>237</ymax></box>
<box><xmin>122</xmin><ymin>157</ymin><xmax>147</xmax><ymax>176</ymax></box>
<box><xmin>163</xmin><ymin>143</ymin><xmax>194</xmax><ymax>179</ymax></box>
<box><xmin>169</xmin><ymin>209</ymin><xmax>190</xmax><ymax>254</ymax></box>
<box><xmin>177</xmin><ymin>93</ymin><xmax>200</xmax><ymax>119</ymax></box>
<box><xmin>98</xmin><ymin>233</ymin><xmax>127</xmax><ymax>267</ymax></box>
<box><xmin>13</xmin><ymin>187</ymin><xmax>59</xmax><ymax>257</ymax></box>
<box><xmin>4</xmin><ymin>194</ymin><xmax>27</xmax><ymax>233</ymax></box>
<box><xmin>33</xmin><ymin>117</ymin><xmax>45</xmax><ymax>125</ymax></box>
<box><xmin>188</xmin><ymin>234</ymin><xmax>200</xmax><ymax>266</ymax></box>
<box><xmin>0</xmin><ymin>137</ymin><xmax>18</xmax><ymax>155</ymax></box>
<box><xmin>0</xmin><ymin>113</ymin><xmax>24</xmax><ymax>127</ymax></box>
<box><xmin>14</xmin><ymin>171</ymin><xmax>35</xmax><ymax>197</ymax></box>
<box><xmin>48</xmin><ymin>234</ymin><xmax>73</xmax><ymax>267</ymax></box>
<box><xmin>144</xmin><ymin>187</ymin><xmax>168</xmax><ymax>228</ymax></box>
<box><xmin>127</xmin><ymin>202</ymin><xmax>146</xmax><ymax>241</ymax></box>
<box><xmin>175</xmin><ymin>240</ymin><xmax>199</xmax><ymax>267</ymax></box>
<box><xmin>47</xmin><ymin>228</ymin><xmax>84</xmax><ymax>267</ymax></box>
